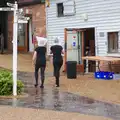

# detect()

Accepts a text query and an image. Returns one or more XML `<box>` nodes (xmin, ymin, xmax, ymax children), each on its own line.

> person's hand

<box><xmin>32</xmin><ymin>61</ymin><xmax>35</xmax><ymax>67</ymax></box>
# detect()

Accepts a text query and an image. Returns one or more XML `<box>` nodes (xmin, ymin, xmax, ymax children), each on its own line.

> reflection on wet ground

<box><xmin>0</xmin><ymin>71</ymin><xmax>120</xmax><ymax>120</ymax></box>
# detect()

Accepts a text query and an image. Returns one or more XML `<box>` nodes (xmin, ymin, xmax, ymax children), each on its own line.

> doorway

<box><xmin>84</xmin><ymin>28</ymin><xmax>95</xmax><ymax>72</ymax></box>
<box><xmin>64</xmin><ymin>29</ymin><xmax>84</xmax><ymax>73</ymax></box>
<box><xmin>64</xmin><ymin>28</ymin><xmax>95</xmax><ymax>73</ymax></box>
<box><xmin>0</xmin><ymin>11</ymin><xmax>8</xmax><ymax>50</ymax></box>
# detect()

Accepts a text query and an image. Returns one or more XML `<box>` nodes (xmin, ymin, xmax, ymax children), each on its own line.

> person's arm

<box><xmin>32</xmin><ymin>51</ymin><xmax>37</xmax><ymax>65</ymax></box>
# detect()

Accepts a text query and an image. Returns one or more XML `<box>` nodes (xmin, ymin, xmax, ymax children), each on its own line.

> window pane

<box><xmin>57</xmin><ymin>3</ymin><xmax>64</xmax><ymax>17</ymax></box>
<box><xmin>63</xmin><ymin>1</ymin><xmax>75</xmax><ymax>16</ymax></box>
<box><xmin>108</xmin><ymin>32</ymin><xmax>118</xmax><ymax>53</ymax></box>
<box><xmin>18</xmin><ymin>24</ymin><xmax>25</xmax><ymax>47</ymax></box>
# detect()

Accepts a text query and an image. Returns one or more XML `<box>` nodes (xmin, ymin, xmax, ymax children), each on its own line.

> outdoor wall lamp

<box><xmin>81</xmin><ymin>13</ymin><xmax>88</xmax><ymax>21</ymax></box>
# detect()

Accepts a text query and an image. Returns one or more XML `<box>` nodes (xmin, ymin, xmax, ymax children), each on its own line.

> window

<box><xmin>57</xmin><ymin>1</ymin><xmax>75</xmax><ymax>17</ymax></box>
<box><xmin>108</xmin><ymin>32</ymin><xmax>118</xmax><ymax>53</ymax></box>
<box><xmin>57</xmin><ymin>3</ymin><xmax>64</xmax><ymax>17</ymax></box>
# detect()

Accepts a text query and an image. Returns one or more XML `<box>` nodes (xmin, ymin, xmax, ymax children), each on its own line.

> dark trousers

<box><xmin>35</xmin><ymin>65</ymin><xmax>45</xmax><ymax>86</ymax></box>
<box><xmin>53</xmin><ymin>61</ymin><xmax>63</xmax><ymax>86</ymax></box>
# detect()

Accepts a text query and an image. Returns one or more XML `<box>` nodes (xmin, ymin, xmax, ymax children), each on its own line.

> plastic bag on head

<box><xmin>36</xmin><ymin>36</ymin><xmax>48</xmax><ymax>46</ymax></box>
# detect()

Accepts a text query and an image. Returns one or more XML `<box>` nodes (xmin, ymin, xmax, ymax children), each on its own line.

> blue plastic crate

<box><xmin>103</xmin><ymin>72</ymin><xmax>114</xmax><ymax>80</ymax></box>
<box><xmin>94</xmin><ymin>71</ymin><xmax>102</xmax><ymax>79</ymax></box>
<box><xmin>94</xmin><ymin>71</ymin><xmax>114</xmax><ymax>80</ymax></box>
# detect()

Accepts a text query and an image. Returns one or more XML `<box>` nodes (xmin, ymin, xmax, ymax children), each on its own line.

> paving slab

<box><xmin>0</xmin><ymin>54</ymin><xmax>120</xmax><ymax>120</ymax></box>
<box><xmin>0</xmin><ymin>105</ymin><xmax>111</xmax><ymax>120</ymax></box>
<box><xmin>0</xmin><ymin>71</ymin><xmax>119</xmax><ymax>120</ymax></box>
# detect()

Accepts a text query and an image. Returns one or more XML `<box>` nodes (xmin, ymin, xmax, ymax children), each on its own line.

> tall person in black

<box><xmin>50</xmin><ymin>38</ymin><xmax>63</xmax><ymax>87</ymax></box>
<box><xmin>32</xmin><ymin>36</ymin><xmax>47</xmax><ymax>88</ymax></box>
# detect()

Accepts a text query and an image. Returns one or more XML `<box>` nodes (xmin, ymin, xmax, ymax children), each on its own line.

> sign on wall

<box><xmin>99</xmin><ymin>32</ymin><xmax>105</xmax><ymax>37</ymax></box>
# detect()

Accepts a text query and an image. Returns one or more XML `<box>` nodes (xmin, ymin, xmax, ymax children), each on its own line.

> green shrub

<box><xmin>0</xmin><ymin>69</ymin><xmax>24</xmax><ymax>95</ymax></box>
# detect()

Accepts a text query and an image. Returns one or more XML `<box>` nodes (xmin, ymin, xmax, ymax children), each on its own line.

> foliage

<box><xmin>0</xmin><ymin>69</ymin><xmax>24</xmax><ymax>96</ymax></box>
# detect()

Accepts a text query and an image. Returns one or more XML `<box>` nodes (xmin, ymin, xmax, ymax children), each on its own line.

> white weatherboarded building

<box><xmin>46</xmin><ymin>0</ymin><xmax>120</xmax><ymax>72</ymax></box>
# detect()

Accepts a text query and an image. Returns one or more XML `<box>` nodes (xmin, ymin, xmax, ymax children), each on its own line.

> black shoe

<box><xmin>34</xmin><ymin>84</ymin><xmax>38</xmax><ymax>88</ymax></box>
<box><xmin>40</xmin><ymin>85</ymin><xmax>44</xmax><ymax>88</ymax></box>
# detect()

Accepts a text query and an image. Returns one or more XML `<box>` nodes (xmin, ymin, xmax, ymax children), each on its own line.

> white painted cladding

<box><xmin>46</xmin><ymin>0</ymin><xmax>120</xmax><ymax>56</ymax></box>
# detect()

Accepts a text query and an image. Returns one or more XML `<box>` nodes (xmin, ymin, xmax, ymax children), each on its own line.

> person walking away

<box><xmin>50</xmin><ymin>37</ymin><xmax>64</xmax><ymax>87</ymax></box>
<box><xmin>32</xmin><ymin>36</ymin><xmax>47</xmax><ymax>88</ymax></box>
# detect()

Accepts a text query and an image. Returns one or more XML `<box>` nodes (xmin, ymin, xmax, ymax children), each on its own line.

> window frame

<box><xmin>107</xmin><ymin>32</ymin><xmax>119</xmax><ymax>53</ymax></box>
<box><xmin>56</xmin><ymin>1</ymin><xmax>75</xmax><ymax>17</ymax></box>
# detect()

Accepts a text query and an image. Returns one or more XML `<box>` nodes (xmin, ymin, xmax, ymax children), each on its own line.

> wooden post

<box><xmin>63</xmin><ymin>28</ymin><xmax>67</xmax><ymax>72</ymax></box>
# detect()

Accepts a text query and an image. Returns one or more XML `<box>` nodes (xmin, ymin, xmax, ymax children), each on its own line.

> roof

<box><xmin>18</xmin><ymin>0</ymin><xmax>45</xmax><ymax>7</ymax></box>
<box><xmin>0</xmin><ymin>0</ymin><xmax>45</xmax><ymax>7</ymax></box>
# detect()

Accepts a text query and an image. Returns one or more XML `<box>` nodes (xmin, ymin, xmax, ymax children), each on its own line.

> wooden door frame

<box><xmin>63</xmin><ymin>28</ymin><xmax>85</xmax><ymax>72</ymax></box>
<box><xmin>18</xmin><ymin>23</ymin><xmax>28</xmax><ymax>52</ymax></box>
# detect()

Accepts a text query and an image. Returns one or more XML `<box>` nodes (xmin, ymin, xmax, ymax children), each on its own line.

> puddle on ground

<box><xmin>0</xmin><ymin>71</ymin><xmax>120</xmax><ymax>120</ymax></box>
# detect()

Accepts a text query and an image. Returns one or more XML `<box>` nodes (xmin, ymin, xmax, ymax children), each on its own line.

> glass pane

<box><xmin>108</xmin><ymin>32</ymin><xmax>118</xmax><ymax>53</ymax></box>
<box><xmin>18</xmin><ymin>23</ymin><xmax>25</xmax><ymax>47</ymax></box>
<box><xmin>67</xmin><ymin>31</ymin><xmax>79</xmax><ymax>63</ymax></box>
<box><xmin>57</xmin><ymin>3</ymin><xmax>64</xmax><ymax>16</ymax></box>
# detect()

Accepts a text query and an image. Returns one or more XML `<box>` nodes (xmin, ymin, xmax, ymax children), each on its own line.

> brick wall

<box><xmin>23</xmin><ymin>4</ymin><xmax>46</xmax><ymax>36</ymax></box>
<box><xmin>7</xmin><ymin>4</ymin><xmax>46</xmax><ymax>51</ymax></box>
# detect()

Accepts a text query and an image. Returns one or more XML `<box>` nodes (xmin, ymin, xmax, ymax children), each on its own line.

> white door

<box><xmin>67</xmin><ymin>31</ymin><xmax>82</xmax><ymax>64</ymax></box>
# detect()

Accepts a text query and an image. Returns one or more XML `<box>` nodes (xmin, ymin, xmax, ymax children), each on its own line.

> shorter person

<box><xmin>50</xmin><ymin>37</ymin><xmax>64</xmax><ymax>87</ymax></box>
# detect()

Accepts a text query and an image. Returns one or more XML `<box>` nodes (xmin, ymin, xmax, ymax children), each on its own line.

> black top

<box><xmin>35</xmin><ymin>46</ymin><xmax>46</xmax><ymax>66</ymax></box>
<box><xmin>50</xmin><ymin>45</ymin><xmax>63</xmax><ymax>62</ymax></box>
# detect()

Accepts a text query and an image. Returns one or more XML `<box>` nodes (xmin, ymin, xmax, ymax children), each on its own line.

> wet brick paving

<box><xmin>0</xmin><ymin>71</ymin><xmax>120</xmax><ymax>120</ymax></box>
